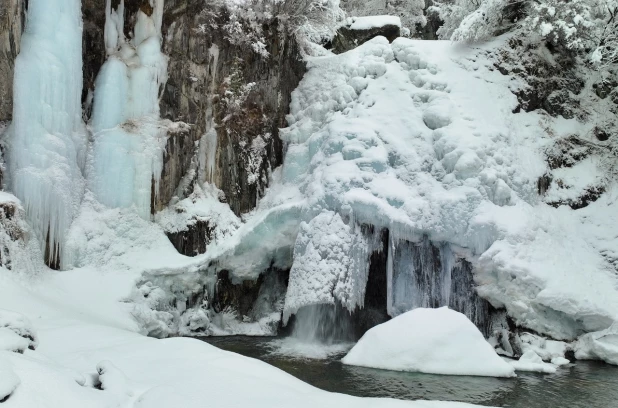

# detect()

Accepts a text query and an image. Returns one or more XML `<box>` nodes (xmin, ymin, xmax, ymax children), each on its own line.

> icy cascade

<box><xmin>193</xmin><ymin>37</ymin><xmax>618</xmax><ymax>342</ymax></box>
<box><xmin>386</xmin><ymin>237</ymin><xmax>490</xmax><ymax>336</ymax></box>
<box><xmin>8</xmin><ymin>0</ymin><xmax>87</xmax><ymax>268</ymax></box>
<box><xmin>89</xmin><ymin>0</ymin><xmax>168</xmax><ymax>219</ymax></box>
<box><xmin>282</xmin><ymin>211</ymin><xmax>381</xmax><ymax>324</ymax></box>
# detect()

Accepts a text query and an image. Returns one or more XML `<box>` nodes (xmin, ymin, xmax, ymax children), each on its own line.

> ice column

<box><xmin>9</xmin><ymin>0</ymin><xmax>87</xmax><ymax>268</ymax></box>
<box><xmin>90</xmin><ymin>0</ymin><xmax>168</xmax><ymax>219</ymax></box>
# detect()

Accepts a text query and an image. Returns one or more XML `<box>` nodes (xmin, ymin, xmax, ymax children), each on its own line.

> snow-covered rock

<box><xmin>507</xmin><ymin>350</ymin><xmax>557</xmax><ymax>374</ymax></box>
<box><xmin>342</xmin><ymin>307</ymin><xmax>516</xmax><ymax>377</ymax></box>
<box><xmin>0</xmin><ymin>309</ymin><xmax>37</xmax><ymax>352</ymax></box>
<box><xmin>575</xmin><ymin>323</ymin><xmax>618</xmax><ymax>365</ymax></box>
<box><xmin>349</xmin><ymin>15</ymin><xmax>402</xmax><ymax>30</ymax></box>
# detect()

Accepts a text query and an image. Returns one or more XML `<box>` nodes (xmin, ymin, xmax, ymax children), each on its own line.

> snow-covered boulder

<box><xmin>342</xmin><ymin>307</ymin><xmax>516</xmax><ymax>377</ymax></box>
<box><xmin>0</xmin><ymin>309</ymin><xmax>37</xmax><ymax>352</ymax></box>
<box><xmin>332</xmin><ymin>16</ymin><xmax>401</xmax><ymax>53</ymax></box>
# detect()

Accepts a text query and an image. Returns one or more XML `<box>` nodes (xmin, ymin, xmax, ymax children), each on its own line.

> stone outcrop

<box><xmin>158</xmin><ymin>1</ymin><xmax>305</xmax><ymax>216</ymax></box>
<box><xmin>166</xmin><ymin>219</ymin><xmax>213</xmax><ymax>256</ymax></box>
<box><xmin>331</xmin><ymin>21</ymin><xmax>400</xmax><ymax>54</ymax></box>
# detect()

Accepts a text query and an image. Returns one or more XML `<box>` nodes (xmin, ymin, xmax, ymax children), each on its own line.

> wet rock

<box><xmin>537</xmin><ymin>173</ymin><xmax>552</xmax><ymax>195</ymax></box>
<box><xmin>165</xmin><ymin>219</ymin><xmax>213</xmax><ymax>257</ymax></box>
<box><xmin>81</xmin><ymin>1</ymin><xmax>305</xmax><ymax>242</ymax></box>
<box><xmin>212</xmin><ymin>270</ymin><xmax>266</xmax><ymax>317</ymax></box>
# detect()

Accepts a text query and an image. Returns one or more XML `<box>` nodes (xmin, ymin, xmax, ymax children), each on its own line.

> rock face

<box><xmin>166</xmin><ymin>219</ymin><xmax>213</xmax><ymax>256</ymax></box>
<box><xmin>0</xmin><ymin>0</ymin><xmax>24</xmax><ymax>122</ymax></box>
<box><xmin>158</xmin><ymin>1</ymin><xmax>305</xmax><ymax>216</ymax></box>
<box><xmin>79</xmin><ymin>1</ymin><xmax>305</xmax><ymax>256</ymax></box>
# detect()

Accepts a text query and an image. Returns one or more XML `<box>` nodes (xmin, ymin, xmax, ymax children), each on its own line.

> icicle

<box><xmin>90</xmin><ymin>0</ymin><xmax>168</xmax><ymax>219</ymax></box>
<box><xmin>9</xmin><ymin>0</ymin><xmax>87</xmax><ymax>268</ymax></box>
<box><xmin>199</xmin><ymin>45</ymin><xmax>220</xmax><ymax>184</ymax></box>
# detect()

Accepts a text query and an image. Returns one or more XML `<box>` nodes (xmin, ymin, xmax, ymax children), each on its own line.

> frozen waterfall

<box><xmin>8</xmin><ymin>0</ymin><xmax>87</xmax><ymax>268</ymax></box>
<box><xmin>90</xmin><ymin>0</ymin><xmax>168</xmax><ymax>219</ymax></box>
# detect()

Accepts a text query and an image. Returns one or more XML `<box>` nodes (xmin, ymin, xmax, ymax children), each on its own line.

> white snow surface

<box><xmin>342</xmin><ymin>307</ymin><xmax>516</xmax><ymax>377</ymax></box>
<box><xmin>348</xmin><ymin>15</ymin><xmax>402</xmax><ymax>30</ymax></box>
<box><xmin>0</xmin><ymin>267</ymin><xmax>490</xmax><ymax>408</ymax></box>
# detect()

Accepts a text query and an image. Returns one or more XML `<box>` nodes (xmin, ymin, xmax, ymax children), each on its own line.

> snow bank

<box><xmin>349</xmin><ymin>16</ymin><xmax>402</xmax><ymax>30</ymax></box>
<box><xmin>342</xmin><ymin>307</ymin><xmax>516</xmax><ymax>377</ymax></box>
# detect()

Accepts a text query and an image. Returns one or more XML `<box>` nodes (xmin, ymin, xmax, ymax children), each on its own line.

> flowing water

<box><xmin>199</xmin><ymin>336</ymin><xmax>618</xmax><ymax>408</ymax></box>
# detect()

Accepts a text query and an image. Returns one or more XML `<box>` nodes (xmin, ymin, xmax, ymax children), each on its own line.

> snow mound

<box><xmin>507</xmin><ymin>350</ymin><xmax>557</xmax><ymax>374</ymax></box>
<box><xmin>342</xmin><ymin>307</ymin><xmax>516</xmax><ymax>377</ymax></box>
<box><xmin>349</xmin><ymin>16</ymin><xmax>402</xmax><ymax>30</ymax></box>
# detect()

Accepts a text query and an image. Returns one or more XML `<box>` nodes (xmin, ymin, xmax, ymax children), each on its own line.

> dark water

<box><xmin>200</xmin><ymin>336</ymin><xmax>618</xmax><ymax>408</ymax></box>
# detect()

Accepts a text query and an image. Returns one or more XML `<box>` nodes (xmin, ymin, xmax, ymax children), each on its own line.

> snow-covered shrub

<box><xmin>525</xmin><ymin>0</ymin><xmax>596</xmax><ymax>52</ymax></box>
<box><xmin>432</xmin><ymin>0</ymin><xmax>525</xmax><ymax>41</ymax></box>
<box><xmin>196</xmin><ymin>0</ymin><xmax>344</xmax><ymax>55</ymax></box>
<box><xmin>589</xmin><ymin>3</ymin><xmax>618</xmax><ymax>68</ymax></box>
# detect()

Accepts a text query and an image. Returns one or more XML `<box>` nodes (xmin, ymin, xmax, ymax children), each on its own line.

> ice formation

<box><xmin>342</xmin><ymin>307</ymin><xmax>516</xmax><ymax>377</ymax></box>
<box><xmin>172</xmin><ymin>36</ymin><xmax>618</xmax><ymax>347</ymax></box>
<box><xmin>282</xmin><ymin>211</ymin><xmax>377</xmax><ymax>323</ymax></box>
<box><xmin>8</xmin><ymin>0</ymin><xmax>87</xmax><ymax>267</ymax></box>
<box><xmin>90</xmin><ymin>0</ymin><xmax>168</xmax><ymax>219</ymax></box>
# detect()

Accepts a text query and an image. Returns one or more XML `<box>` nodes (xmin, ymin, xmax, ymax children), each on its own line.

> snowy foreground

<box><xmin>0</xmin><ymin>268</ymin><xmax>489</xmax><ymax>408</ymax></box>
